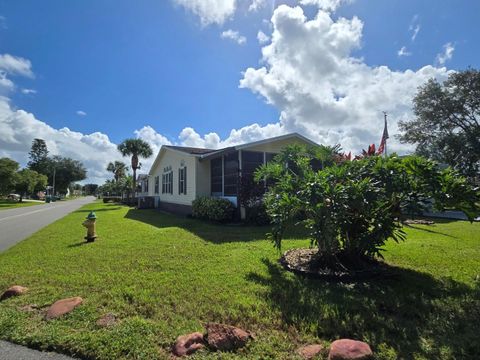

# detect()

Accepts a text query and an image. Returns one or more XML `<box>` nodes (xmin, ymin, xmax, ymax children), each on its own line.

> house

<box><xmin>138</xmin><ymin>133</ymin><xmax>318</xmax><ymax>217</ymax></box>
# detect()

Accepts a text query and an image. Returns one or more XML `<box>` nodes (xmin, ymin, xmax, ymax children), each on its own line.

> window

<box><xmin>211</xmin><ymin>157</ymin><xmax>222</xmax><ymax>195</ymax></box>
<box><xmin>144</xmin><ymin>178</ymin><xmax>149</xmax><ymax>193</ymax></box>
<box><xmin>154</xmin><ymin>176</ymin><xmax>159</xmax><ymax>194</ymax></box>
<box><xmin>178</xmin><ymin>167</ymin><xmax>187</xmax><ymax>195</ymax></box>
<box><xmin>162</xmin><ymin>171</ymin><xmax>173</xmax><ymax>194</ymax></box>
<box><xmin>223</xmin><ymin>152</ymin><xmax>238</xmax><ymax>196</ymax></box>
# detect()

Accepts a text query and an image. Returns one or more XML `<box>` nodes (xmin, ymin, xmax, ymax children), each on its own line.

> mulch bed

<box><xmin>280</xmin><ymin>248</ymin><xmax>397</xmax><ymax>281</ymax></box>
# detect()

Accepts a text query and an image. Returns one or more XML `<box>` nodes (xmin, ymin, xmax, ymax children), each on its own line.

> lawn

<box><xmin>0</xmin><ymin>199</ymin><xmax>42</xmax><ymax>210</ymax></box>
<box><xmin>0</xmin><ymin>201</ymin><xmax>479</xmax><ymax>360</ymax></box>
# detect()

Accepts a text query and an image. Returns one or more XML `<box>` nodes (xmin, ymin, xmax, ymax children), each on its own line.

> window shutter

<box><xmin>170</xmin><ymin>172</ymin><xmax>173</xmax><ymax>194</ymax></box>
<box><xmin>178</xmin><ymin>168</ymin><xmax>181</xmax><ymax>194</ymax></box>
<box><xmin>184</xmin><ymin>167</ymin><xmax>187</xmax><ymax>195</ymax></box>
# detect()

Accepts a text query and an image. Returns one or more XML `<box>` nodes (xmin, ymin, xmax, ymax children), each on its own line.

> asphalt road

<box><xmin>0</xmin><ymin>341</ymin><xmax>77</xmax><ymax>360</ymax></box>
<box><xmin>0</xmin><ymin>196</ymin><xmax>96</xmax><ymax>252</ymax></box>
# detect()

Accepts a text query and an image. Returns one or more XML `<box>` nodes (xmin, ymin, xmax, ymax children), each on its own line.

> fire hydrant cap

<box><xmin>86</xmin><ymin>211</ymin><xmax>97</xmax><ymax>219</ymax></box>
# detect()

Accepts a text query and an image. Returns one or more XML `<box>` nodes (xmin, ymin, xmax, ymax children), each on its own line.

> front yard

<box><xmin>0</xmin><ymin>199</ymin><xmax>42</xmax><ymax>210</ymax></box>
<box><xmin>0</xmin><ymin>201</ymin><xmax>478</xmax><ymax>359</ymax></box>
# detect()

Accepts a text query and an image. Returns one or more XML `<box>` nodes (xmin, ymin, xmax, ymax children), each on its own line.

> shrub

<box><xmin>256</xmin><ymin>145</ymin><xmax>480</xmax><ymax>260</ymax></box>
<box><xmin>192</xmin><ymin>196</ymin><xmax>235</xmax><ymax>223</ymax></box>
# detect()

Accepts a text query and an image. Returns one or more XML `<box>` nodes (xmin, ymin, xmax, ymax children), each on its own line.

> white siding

<box><xmin>195</xmin><ymin>158</ymin><xmax>211</xmax><ymax>197</ymax></box>
<box><xmin>149</xmin><ymin>149</ymin><xmax>197</xmax><ymax>206</ymax></box>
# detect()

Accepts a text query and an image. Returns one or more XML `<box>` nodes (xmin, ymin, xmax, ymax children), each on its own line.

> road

<box><xmin>0</xmin><ymin>341</ymin><xmax>77</xmax><ymax>360</ymax></box>
<box><xmin>0</xmin><ymin>196</ymin><xmax>95</xmax><ymax>252</ymax></box>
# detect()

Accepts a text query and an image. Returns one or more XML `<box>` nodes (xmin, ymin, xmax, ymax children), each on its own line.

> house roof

<box><xmin>163</xmin><ymin>145</ymin><xmax>216</xmax><ymax>155</ymax></box>
<box><xmin>148</xmin><ymin>133</ymin><xmax>319</xmax><ymax>175</ymax></box>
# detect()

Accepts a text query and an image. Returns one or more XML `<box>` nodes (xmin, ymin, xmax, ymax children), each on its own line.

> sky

<box><xmin>0</xmin><ymin>0</ymin><xmax>479</xmax><ymax>184</ymax></box>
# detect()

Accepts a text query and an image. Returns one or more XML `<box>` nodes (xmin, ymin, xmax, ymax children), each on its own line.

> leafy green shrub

<box><xmin>257</xmin><ymin>145</ymin><xmax>480</xmax><ymax>260</ymax></box>
<box><xmin>192</xmin><ymin>196</ymin><xmax>235</xmax><ymax>223</ymax></box>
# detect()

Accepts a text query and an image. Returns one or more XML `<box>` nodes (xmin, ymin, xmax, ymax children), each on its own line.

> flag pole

<box><xmin>383</xmin><ymin>111</ymin><xmax>388</xmax><ymax>157</ymax></box>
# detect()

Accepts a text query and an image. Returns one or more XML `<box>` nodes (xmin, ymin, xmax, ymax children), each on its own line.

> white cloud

<box><xmin>397</xmin><ymin>46</ymin><xmax>411</xmax><ymax>57</ymax></box>
<box><xmin>409</xmin><ymin>15</ymin><xmax>420</xmax><ymax>42</ymax></box>
<box><xmin>249</xmin><ymin>0</ymin><xmax>267</xmax><ymax>12</ymax></box>
<box><xmin>76</xmin><ymin>110</ymin><xmax>87</xmax><ymax>116</ymax></box>
<box><xmin>172</xmin><ymin>0</ymin><xmax>236</xmax><ymax>26</ymax></box>
<box><xmin>257</xmin><ymin>30</ymin><xmax>270</xmax><ymax>44</ymax></box>
<box><xmin>221</xmin><ymin>29</ymin><xmax>247</xmax><ymax>45</ymax></box>
<box><xmin>238</xmin><ymin>5</ymin><xmax>450</xmax><ymax>153</ymax></box>
<box><xmin>0</xmin><ymin>97</ymin><xmax>124</xmax><ymax>184</ymax></box>
<box><xmin>300</xmin><ymin>0</ymin><xmax>351</xmax><ymax>12</ymax></box>
<box><xmin>436</xmin><ymin>42</ymin><xmax>455</xmax><ymax>65</ymax></box>
<box><xmin>21</xmin><ymin>88</ymin><xmax>37</xmax><ymax>95</ymax></box>
<box><xmin>0</xmin><ymin>54</ymin><xmax>34</xmax><ymax>78</ymax></box>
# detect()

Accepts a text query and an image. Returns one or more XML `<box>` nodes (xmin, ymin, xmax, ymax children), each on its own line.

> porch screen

<box><xmin>223</xmin><ymin>152</ymin><xmax>238</xmax><ymax>196</ymax></box>
<box><xmin>211</xmin><ymin>157</ymin><xmax>222</xmax><ymax>195</ymax></box>
<box><xmin>241</xmin><ymin>151</ymin><xmax>264</xmax><ymax>180</ymax></box>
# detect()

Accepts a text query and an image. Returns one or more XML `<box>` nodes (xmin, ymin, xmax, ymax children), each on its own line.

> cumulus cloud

<box><xmin>238</xmin><ymin>5</ymin><xmax>450</xmax><ymax>153</ymax></box>
<box><xmin>397</xmin><ymin>46</ymin><xmax>411</xmax><ymax>57</ymax></box>
<box><xmin>257</xmin><ymin>30</ymin><xmax>270</xmax><ymax>44</ymax></box>
<box><xmin>172</xmin><ymin>0</ymin><xmax>236</xmax><ymax>25</ymax></box>
<box><xmin>0</xmin><ymin>97</ymin><xmax>125</xmax><ymax>184</ymax></box>
<box><xmin>221</xmin><ymin>29</ymin><xmax>247</xmax><ymax>45</ymax></box>
<box><xmin>300</xmin><ymin>0</ymin><xmax>352</xmax><ymax>12</ymax></box>
<box><xmin>436</xmin><ymin>42</ymin><xmax>455</xmax><ymax>65</ymax></box>
<box><xmin>76</xmin><ymin>110</ymin><xmax>87</xmax><ymax>116</ymax></box>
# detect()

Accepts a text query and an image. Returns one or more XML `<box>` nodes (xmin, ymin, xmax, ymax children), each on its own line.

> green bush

<box><xmin>257</xmin><ymin>145</ymin><xmax>480</xmax><ymax>260</ymax></box>
<box><xmin>192</xmin><ymin>196</ymin><xmax>235</xmax><ymax>223</ymax></box>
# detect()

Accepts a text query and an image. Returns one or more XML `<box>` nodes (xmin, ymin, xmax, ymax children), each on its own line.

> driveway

<box><xmin>0</xmin><ymin>196</ymin><xmax>96</xmax><ymax>252</ymax></box>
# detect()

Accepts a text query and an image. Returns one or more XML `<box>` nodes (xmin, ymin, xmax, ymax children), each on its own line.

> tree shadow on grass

<box><xmin>246</xmin><ymin>258</ymin><xmax>480</xmax><ymax>359</ymax></box>
<box><xmin>124</xmin><ymin>208</ymin><xmax>307</xmax><ymax>244</ymax></box>
<box><xmin>403</xmin><ymin>224</ymin><xmax>458</xmax><ymax>238</ymax></box>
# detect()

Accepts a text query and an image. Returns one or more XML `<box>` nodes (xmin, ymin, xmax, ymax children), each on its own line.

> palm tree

<box><xmin>117</xmin><ymin>139</ymin><xmax>153</xmax><ymax>195</ymax></box>
<box><xmin>106</xmin><ymin>161</ymin><xmax>128</xmax><ymax>183</ymax></box>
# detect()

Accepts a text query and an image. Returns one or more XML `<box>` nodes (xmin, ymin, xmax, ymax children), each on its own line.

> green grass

<box><xmin>0</xmin><ymin>201</ymin><xmax>479</xmax><ymax>360</ymax></box>
<box><xmin>0</xmin><ymin>199</ymin><xmax>43</xmax><ymax>210</ymax></box>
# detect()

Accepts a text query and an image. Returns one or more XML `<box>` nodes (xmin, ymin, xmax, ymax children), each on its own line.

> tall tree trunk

<box><xmin>131</xmin><ymin>154</ymin><xmax>138</xmax><ymax>196</ymax></box>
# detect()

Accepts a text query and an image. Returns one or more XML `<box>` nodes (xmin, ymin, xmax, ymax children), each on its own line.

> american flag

<box><xmin>376</xmin><ymin>114</ymin><xmax>389</xmax><ymax>155</ymax></box>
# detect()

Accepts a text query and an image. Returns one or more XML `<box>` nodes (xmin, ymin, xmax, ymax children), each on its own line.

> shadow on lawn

<box><xmin>124</xmin><ymin>208</ymin><xmax>283</xmax><ymax>244</ymax></box>
<box><xmin>247</xmin><ymin>258</ymin><xmax>480</xmax><ymax>359</ymax></box>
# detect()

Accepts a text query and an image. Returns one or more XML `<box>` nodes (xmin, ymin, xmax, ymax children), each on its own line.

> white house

<box><xmin>138</xmin><ymin>133</ymin><xmax>318</xmax><ymax>215</ymax></box>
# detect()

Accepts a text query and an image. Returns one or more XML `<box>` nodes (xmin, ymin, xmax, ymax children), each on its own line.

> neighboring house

<box><xmin>138</xmin><ymin>133</ymin><xmax>318</xmax><ymax>217</ymax></box>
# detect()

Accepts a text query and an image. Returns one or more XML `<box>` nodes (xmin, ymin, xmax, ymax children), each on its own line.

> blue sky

<box><xmin>1</xmin><ymin>0</ymin><xmax>479</xmax><ymax>183</ymax></box>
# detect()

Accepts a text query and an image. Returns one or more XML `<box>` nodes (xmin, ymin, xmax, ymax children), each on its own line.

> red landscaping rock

<box><xmin>328</xmin><ymin>339</ymin><xmax>373</xmax><ymax>360</ymax></box>
<box><xmin>205</xmin><ymin>323</ymin><xmax>251</xmax><ymax>351</ymax></box>
<box><xmin>0</xmin><ymin>285</ymin><xmax>28</xmax><ymax>300</ymax></box>
<box><xmin>96</xmin><ymin>313</ymin><xmax>117</xmax><ymax>328</ymax></box>
<box><xmin>172</xmin><ymin>332</ymin><xmax>205</xmax><ymax>357</ymax></box>
<box><xmin>298</xmin><ymin>344</ymin><xmax>324</xmax><ymax>359</ymax></box>
<box><xmin>45</xmin><ymin>297</ymin><xmax>83</xmax><ymax>320</ymax></box>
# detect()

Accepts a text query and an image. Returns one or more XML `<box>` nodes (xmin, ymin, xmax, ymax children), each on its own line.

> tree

<box><xmin>106</xmin><ymin>161</ymin><xmax>128</xmax><ymax>182</ymax></box>
<box><xmin>117</xmin><ymin>139</ymin><xmax>153</xmax><ymax>195</ymax></box>
<box><xmin>28</xmin><ymin>139</ymin><xmax>49</xmax><ymax>173</ymax></box>
<box><xmin>48</xmin><ymin>156</ymin><xmax>87</xmax><ymax>194</ymax></box>
<box><xmin>257</xmin><ymin>145</ymin><xmax>479</xmax><ymax>265</ymax></box>
<box><xmin>398</xmin><ymin>69</ymin><xmax>480</xmax><ymax>179</ymax></box>
<box><xmin>15</xmin><ymin>169</ymin><xmax>47</xmax><ymax>202</ymax></box>
<box><xmin>83</xmin><ymin>183</ymin><xmax>98</xmax><ymax>195</ymax></box>
<box><xmin>0</xmin><ymin>158</ymin><xmax>19</xmax><ymax>196</ymax></box>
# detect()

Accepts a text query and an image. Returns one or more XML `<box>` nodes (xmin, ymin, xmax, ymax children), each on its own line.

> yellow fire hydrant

<box><xmin>82</xmin><ymin>211</ymin><xmax>97</xmax><ymax>242</ymax></box>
